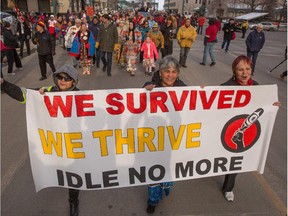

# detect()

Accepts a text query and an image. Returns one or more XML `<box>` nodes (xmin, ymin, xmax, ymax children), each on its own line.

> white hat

<box><xmin>50</xmin><ymin>15</ymin><xmax>54</xmax><ymax>18</ymax></box>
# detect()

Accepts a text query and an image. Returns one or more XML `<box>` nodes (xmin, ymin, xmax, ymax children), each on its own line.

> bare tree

<box><xmin>279</xmin><ymin>0</ymin><xmax>287</xmax><ymax>21</ymax></box>
<box><xmin>238</xmin><ymin>0</ymin><xmax>265</xmax><ymax>12</ymax></box>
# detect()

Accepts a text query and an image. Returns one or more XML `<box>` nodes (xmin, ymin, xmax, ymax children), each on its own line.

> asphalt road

<box><xmin>1</xmin><ymin>28</ymin><xmax>287</xmax><ymax>216</ymax></box>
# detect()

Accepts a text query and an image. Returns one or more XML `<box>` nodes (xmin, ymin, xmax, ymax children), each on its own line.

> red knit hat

<box><xmin>37</xmin><ymin>21</ymin><xmax>45</xmax><ymax>28</ymax></box>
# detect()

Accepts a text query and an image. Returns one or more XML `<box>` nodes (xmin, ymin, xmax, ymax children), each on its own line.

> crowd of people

<box><xmin>0</xmin><ymin>7</ymin><xmax>285</xmax><ymax>216</ymax></box>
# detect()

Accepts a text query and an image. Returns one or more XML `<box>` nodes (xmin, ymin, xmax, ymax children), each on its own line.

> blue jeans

<box><xmin>179</xmin><ymin>47</ymin><xmax>190</xmax><ymax>66</ymax></box>
<box><xmin>202</xmin><ymin>42</ymin><xmax>216</xmax><ymax>64</ymax></box>
<box><xmin>221</xmin><ymin>39</ymin><xmax>231</xmax><ymax>51</ymax></box>
<box><xmin>247</xmin><ymin>50</ymin><xmax>259</xmax><ymax>74</ymax></box>
<box><xmin>100</xmin><ymin>51</ymin><xmax>113</xmax><ymax>74</ymax></box>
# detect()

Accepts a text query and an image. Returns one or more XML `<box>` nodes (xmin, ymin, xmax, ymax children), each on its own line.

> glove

<box><xmin>114</xmin><ymin>43</ymin><xmax>120</xmax><ymax>52</ymax></box>
<box><xmin>95</xmin><ymin>41</ymin><xmax>100</xmax><ymax>49</ymax></box>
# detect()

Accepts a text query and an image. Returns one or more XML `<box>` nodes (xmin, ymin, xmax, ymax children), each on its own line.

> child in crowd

<box><xmin>141</xmin><ymin>36</ymin><xmax>158</xmax><ymax>76</ymax></box>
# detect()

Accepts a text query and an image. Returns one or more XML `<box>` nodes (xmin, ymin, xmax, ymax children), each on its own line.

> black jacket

<box><xmin>3</xmin><ymin>28</ymin><xmax>17</xmax><ymax>49</ymax></box>
<box><xmin>17</xmin><ymin>21</ymin><xmax>31</xmax><ymax>40</ymax></box>
<box><xmin>160</xmin><ymin>24</ymin><xmax>174</xmax><ymax>47</ymax></box>
<box><xmin>88</xmin><ymin>22</ymin><xmax>100</xmax><ymax>40</ymax></box>
<box><xmin>222</xmin><ymin>23</ymin><xmax>236</xmax><ymax>40</ymax></box>
<box><xmin>1</xmin><ymin>80</ymin><xmax>79</xmax><ymax>103</ymax></box>
<box><xmin>32</xmin><ymin>30</ymin><xmax>54</xmax><ymax>55</ymax></box>
<box><xmin>246</xmin><ymin>30</ymin><xmax>265</xmax><ymax>53</ymax></box>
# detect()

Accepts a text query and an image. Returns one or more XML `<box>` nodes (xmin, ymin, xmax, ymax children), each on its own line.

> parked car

<box><xmin>279</xmin><ymin>23</ymin><xmax>287</xmax><ymax>31</ymax></box>
<box><xmin>249</xmin><ymin>22</ymin><xmax>278</xmax><ymax>31</ymax></box>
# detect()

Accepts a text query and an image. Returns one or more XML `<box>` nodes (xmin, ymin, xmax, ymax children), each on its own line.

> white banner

<box><xmin>26</xmin><ymin>85</ymin><xmax>279</xmax><ymax>192</ymax></box>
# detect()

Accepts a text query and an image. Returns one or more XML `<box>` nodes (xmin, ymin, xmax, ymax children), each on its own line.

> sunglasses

<box><xmin>56</xmin><ymin>74</ymin><xmax>73</xmax><ymax>81</ymax></box>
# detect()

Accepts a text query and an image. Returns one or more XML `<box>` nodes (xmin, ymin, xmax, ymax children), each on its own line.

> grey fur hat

<box><xmin>53</xmin><ymin>64</ymin><xmax>78</xmax><ymax>90</ymax></box>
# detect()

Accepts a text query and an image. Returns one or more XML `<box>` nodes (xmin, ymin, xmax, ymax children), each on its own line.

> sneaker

<box><xmin>17</xmin><ymin>67</ymin><xmax>23</xmax><ymax>71</ymax></box>
<box><xmin>210</xmin><ymin>62</ymin><xmax>216</xmax><ymax>66</ymax></box>
<box><xmin>224</xmin><ymin>191</ymin><xmax>234</xmax><ymax>202</ymax></box>
<box><xmin>182</xmin><ymin>65</ymin><xmax>188</xmax><ymax>68</ymax></box>
<box><xmin>199</xmin><ymin>62</ymin><xmax>206</xmax><ymax>66</ymax></box>
<box><xmin>221</xmin><ymin>49</ymin><xmax>225</xmax><ymax>52</ymax></box>
<box><xmin>225</xmin><ymin>50</ymin><xmax>228</xmax><ymax>53</ymax></box>
<box><xmin>8</xmin><ymin>73</ymin><xmax>16</xmax><ymax>76</ymax></box>
<box><xmin>146</xmin><ymin>204</ymin><xmax>156</xmax><ymax>214</ymax></box>
<box><xmin>148</xmin><ymin>72</ymin><xmax>152</xmax><ymax>76</ymax></box>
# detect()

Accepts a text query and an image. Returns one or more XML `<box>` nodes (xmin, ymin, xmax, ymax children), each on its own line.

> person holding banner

<box><xmin>143</xmin><ymin>55</ymin><xmax>186</xmax><ymax>213</ymax></box>
<box><xmin>220</xmin><ymin>55</ymin><xmax>280</xmax><ymax>202</ymax></box>
<box><xmin>0</xmin><ymin>64</ymin><xmax>81</xmax><ymax>216</ymax></box>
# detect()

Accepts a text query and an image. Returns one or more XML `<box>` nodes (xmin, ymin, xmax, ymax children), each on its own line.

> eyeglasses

<box><xmin>56</xmin><ymin>74</ymin><xmax>73</xmax><ymax>81</ymax></box>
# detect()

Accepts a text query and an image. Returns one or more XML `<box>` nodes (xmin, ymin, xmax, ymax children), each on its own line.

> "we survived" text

<box><xmin>43</xmin><ymin>89</ymin><xmax>251</xmax><ymax>117</ymax></box>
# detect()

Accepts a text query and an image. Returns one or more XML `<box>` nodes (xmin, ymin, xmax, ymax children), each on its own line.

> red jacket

<box><xmin>141</xmin><ymin>41</ymin><xmax>158</xmax><ymax>59</ymax></box>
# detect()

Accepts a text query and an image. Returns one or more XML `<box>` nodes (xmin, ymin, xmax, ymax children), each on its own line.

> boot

<box><xmin>146</xmin><ymin>204</ymin><xmax>156</xmax><ymax>213</ymax></box>
<box><xmin>69</xmin><ymin>198</ymin><xmax>79</xmax><ymax>216</ymax></box>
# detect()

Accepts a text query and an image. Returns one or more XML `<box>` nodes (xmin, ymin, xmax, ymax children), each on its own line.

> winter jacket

<box><xmin>3</xmin><ymin>28</ymin><xmax>17</xmax><ymax>49</ymax></box>
<box><xmin>97</xmin><ymin>22</ymin><xmax>118</xmax><ymax>52</ymax></box>
<box><xmin>32</xmin><ymin>29</ymin><xmax>54</xmax><ymax>55</ymax></box>
<box><xmin>88</xmin><ymin>22</ymin><xmax>100</xmax><ymax>41</ymax></box>
<box><xmin>2</xmin><ymin>65</ymin><xmax>79</xmax><ymax>103</ymax></box>
<box><xmin>222</xmin><ymin>23</ymin><xmax>236</xmax><ymax>40</ymax></box>
<box><xmin>146</xmin><ymin>30</ymin><xmax>164</xmax><ymax>49</ymax></box>
<box><xmin>246</xmin><ymin>30</ymin><xmax>265</xmax><ymax>53</ymax></box>
<box><xmin>160</xmin><ymin>24</ymin><xmax>174</xmax><ymax>47</ymax></box>
<box><xmin>17</xmin><ymin>21</ymin><xmax>31</xmax><ymax>40</ymax></box>
<box><xmin>141</xmin><ymin>41</ymin><xmax>158</xmax><ymax>59</ymax></box>
<box><xmin>177</xmin><ymin>25</ymin><xmax>197</xmax><ymax>48</ymax></box>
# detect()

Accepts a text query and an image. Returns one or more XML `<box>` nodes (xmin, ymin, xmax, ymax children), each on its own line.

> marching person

<box><xmin>143</xmin><ymin>55</ymin><xmax>186</xmax><ymax>214</ymax></box>
<box><xmin>146</xmin><ymin>22</ymin><xmax>164</xmax><ymax>56</ymax></box>
<box><xmin>246</xmin><ymin>23</ymin><xmax>265</xmax><ymax>75</ymax></box>
<box><xmin>96</xmin><ymin>14</ymin><xmax>118</xmax><ymax>77</ymax></box>
<box><xmin>65</xmin><ymin>19</ymin><xmax>81</xmax><ymax>67</ymax></box>
<box><xmin>160</xmin><ymin>16</ymin><xmax>175</xmax><ymax>58</ymax></box>
<box><xmin>220</xmin><ymin>55</ymin><xmax>280</xmax><ymax>202</ymax></box>
<box><xmin>69</xmin><ymin>23</ymin><xmax>95</xmax><ymax>75</ymax></box>
<box><xmin>17</xmin><ymin>17</ymin><xmax>31</xmax><ymax>57</ymax></box>
<box><xmin>221</xmin><ymin>19</ymin><xmax>236</xmax><ymax>53</ymax></box>
<box><xmin>48</xmin><ymin>15</ymin><xmax>57</xmax><ymax>54</ymax></box>
<box><xmin>141</xmin><ymin>36</ymin><xmax>159</xmax><ymax>76</ymax></box>
<box><xmin>3</xmin><ymin>22</ymin><xmax>22</xmax><ymax>76</ymax></box>
<box><xmin>32</xmin><ymin>21</ymin><xmax>56</xmax><ymax>81</ymax></box>
<box><xmin>177</xmin><ymin>18</ymin><xmax>197</xmax><ymax>68</ymax></box>
<box><xmin>1</xmin><ymin>64</ymin><xmax>81</xmax><ymax>216</ymax></box>
<box><xmin>88</xmin><ymin>16</ymin><xmax>101</xmax><ymax>67</ymax></box>
<box><xmin>200</xmin><ymin>18</ymin><xmax>218</xmax><ymax>66</ymax></box>
<box><xmin>240</xmin><ymin>20</ymin><xmax>248</xmax><ymax>38</ymax></box>
<box><xmin>123</xmin><ymin>21</ymin><xmax>142</xmax><ymax>76</ymax></box>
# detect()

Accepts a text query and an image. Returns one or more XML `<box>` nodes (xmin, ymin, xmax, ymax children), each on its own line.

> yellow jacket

<box><xmin>146</xmin><ymin>30</ymin><xmax>164</xmax><ymax>48</ymax></box>
<box><xmin>177</xmin><ymin>25</ymin><xmax>197</xmax><ymax>48</ymax></box>
<box><xmin>241</xmin><ymin>21</ymin><xmax>249</xmax><ymax>30</ymax></box>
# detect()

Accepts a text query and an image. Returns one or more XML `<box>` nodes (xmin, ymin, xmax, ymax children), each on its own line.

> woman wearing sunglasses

<box><xmin>1</xmin><ymin>64</ymin><xmax>81</xmax><ymax>216</ymax></box>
